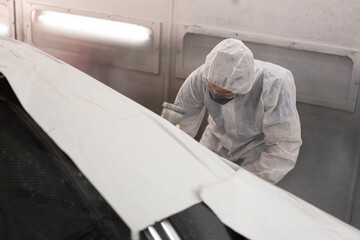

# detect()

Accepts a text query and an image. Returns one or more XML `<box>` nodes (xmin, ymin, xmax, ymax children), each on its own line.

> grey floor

<box><xmin>278</xmin><ymin>102</ymin><xmax>360</xmax><ymax>229</ymax></box>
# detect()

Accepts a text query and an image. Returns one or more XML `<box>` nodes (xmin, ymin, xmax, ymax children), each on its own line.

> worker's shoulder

<box><xmin>255</xmin><ymin>60</ymin><xmax>295</xmax><ymax>98</ymax></box>
<box><xmin>255</xmin><ymin>60</ymin><xmax>294</xmax><ymax>84</ymax></box>
<box><xmin>185</xmin><ymin>64</ymin><xmax>205</xmax><ymax>84</ymax></box>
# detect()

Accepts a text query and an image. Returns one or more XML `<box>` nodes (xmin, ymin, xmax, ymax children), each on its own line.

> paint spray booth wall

<box><xmin>170</xmin><ymin>0</ymin><xmax>360</xmax><ymax>111</ymax></box>
<box><xmin>17</xmin><ymin>0</ymin><xmax>173</xmax><ymax>113</ymax></box>
<box><xmin>12</xmin><ymin>0</ymin><xmax>360</xmax><ymax>113</ymax></box>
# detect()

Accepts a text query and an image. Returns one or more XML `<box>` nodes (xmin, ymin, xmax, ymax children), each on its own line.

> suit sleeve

<box><xmin>175</xmin><ymin>67</ymin><xmax>206</xmax><ymax>138</ymax></box>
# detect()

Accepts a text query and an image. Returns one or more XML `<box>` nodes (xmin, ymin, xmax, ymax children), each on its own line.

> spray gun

<box><xmin>161</xmin><ymin>102</ymin><xmax>186</xmax><ymax>127</ymax></box>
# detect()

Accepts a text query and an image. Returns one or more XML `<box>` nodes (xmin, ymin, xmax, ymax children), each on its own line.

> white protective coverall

<box><xmin>175</xmin><ymin>39</ymin><xmax>302</xmax><ymax>184</ymax></box>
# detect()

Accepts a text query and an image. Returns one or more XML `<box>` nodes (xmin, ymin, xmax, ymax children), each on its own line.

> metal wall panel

<box><xmin>24</xmin><ymin>0</ymin><xmax>169</xmax><ymax>22</ymax></box>
<box><xmin>174</xmin><ymin>25</ymin><xmax>360</xmax><ymax>111</ymax></box>
<box><xmin>20</xmin><ymin>0</ymin><xmax>172</xmax><ymax>114</ymax></box>
<box><xmin>172</xmin><ymin>0</ymin><xmax>360</xmax><ymax>50</ymax></box>
<box><xmin>29</xmin><ymin>8</ymin><xmax>161</xmax><ymax>74</ymax></box>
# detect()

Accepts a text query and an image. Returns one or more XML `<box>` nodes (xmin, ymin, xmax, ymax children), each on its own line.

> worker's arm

<box><xmin>175</xmin><ymin>66</ymin><xmax>206</xmax><ymax>138</ymax></box>
<box><xmin>245</xmin><ymin>71</ymin><xmax>302</xmax><ymax>184</ymax></box>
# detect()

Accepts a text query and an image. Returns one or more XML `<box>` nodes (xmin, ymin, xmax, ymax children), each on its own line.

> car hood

<box><xmin>1</xmin><ymin>37</ymin><xmax>359</xmax><ymax>240</ymax></box>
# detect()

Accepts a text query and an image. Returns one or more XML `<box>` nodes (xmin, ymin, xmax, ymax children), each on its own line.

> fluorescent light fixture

<box><xmin>36</xmin><ymin>10</ymin><xmax>152</xmax><ymax>45</ymax></box>
<box><xmin>0</xmin><ymin>22</ymin><xmax>9</xmax><ymax>37</ymax></box>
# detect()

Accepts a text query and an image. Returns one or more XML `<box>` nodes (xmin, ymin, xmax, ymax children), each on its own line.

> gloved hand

<box><xmin>161</xmin><ymin>102</ymin><xmax>186</xmax><ymax>126</ymax></box>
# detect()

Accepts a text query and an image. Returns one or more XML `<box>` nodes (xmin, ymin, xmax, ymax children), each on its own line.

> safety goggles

<box><xmin>205</xmin><ymin>79</ymin><xmax>236</xmax><ymax>99</ymax></box>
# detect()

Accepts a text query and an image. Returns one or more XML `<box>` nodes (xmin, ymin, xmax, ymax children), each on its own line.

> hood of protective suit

<box><xmin>203</xmin><ymin>38</ymin><xmax>255</xmax><ymax>94</ymax></box>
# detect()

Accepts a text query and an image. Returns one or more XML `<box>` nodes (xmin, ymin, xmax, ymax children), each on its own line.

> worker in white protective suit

<box><xmin>174</xmin><ymin>38</ymin><xmax>302</xmax><ymax>184</ymax></box>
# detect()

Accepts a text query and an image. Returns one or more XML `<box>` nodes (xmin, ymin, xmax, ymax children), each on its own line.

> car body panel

<box><xmin>0</xmin><ymin>37</ymin><xmax>235</xmax><ymax>237</ymax></box>
<box><xmin>201</xmin><ymin>168</ymin><xmax>360</xmax><ymax>240</ymax></box>
<box><xmin>1</xmin><ymin>37</ymin><xmax>360</xmax><ymax>239</ymax></box>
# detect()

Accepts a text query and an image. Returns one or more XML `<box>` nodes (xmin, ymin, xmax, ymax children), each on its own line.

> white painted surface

<box><xmin>200</xmin><ymin>168</ymin><xmax>360</xmax><ymax>240</ymax></box>
<box><xmin>0</xmin><ymin>38</ymin><xmax>235</xmax><ymax>235</ymax></box>
<box><xmin>2</xmin><ymin>37</ymin><xmax>360</xmax><ymax>240</ymax></box>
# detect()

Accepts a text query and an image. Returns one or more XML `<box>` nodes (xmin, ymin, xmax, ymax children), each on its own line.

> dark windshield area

<box><xmin>0</xmin><ymin>75</ymin><xmax>130</xmax><ymax>240</ymax></box>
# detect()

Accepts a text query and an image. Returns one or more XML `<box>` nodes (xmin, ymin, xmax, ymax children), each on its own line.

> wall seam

<box><xmin>163</xmin><ymin>0</ymin><xmax>175</xmax><ymax>102</ymax></box>
<box><xmin>12</xmin><ymin>0</ymin><xmax>17</xmax><ymax>39</ymax></box>
<box><xmin>345</xmin><ymin>138</ymin><xmax>360</xmax><ymax>223</ymax></box>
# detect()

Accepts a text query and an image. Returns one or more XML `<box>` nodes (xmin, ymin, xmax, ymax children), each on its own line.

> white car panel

<box><xmin>0</xmin><ymin>37</ymin><xmax>235</xmax><ymax>237</ymax></box>
<box><xmin>201</xmin><ymin>168</ymin><xmax>360</xmax><ymax>240</ymax></box>
<box><xmin>1</xmin><ymin>37</ymin><xmax>360</xmax><ymax>239</ymax></box>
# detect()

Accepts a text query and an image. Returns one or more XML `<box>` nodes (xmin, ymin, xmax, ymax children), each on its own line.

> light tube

<box><xmin>36</xmin><ymin>10</ymin><xmax>152</xmax><ymax>45</ymax></box>
<box><xmin>0</xmin><ymin>22</ymin><xmax>9</xmax><ymax>37</ymax></box>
